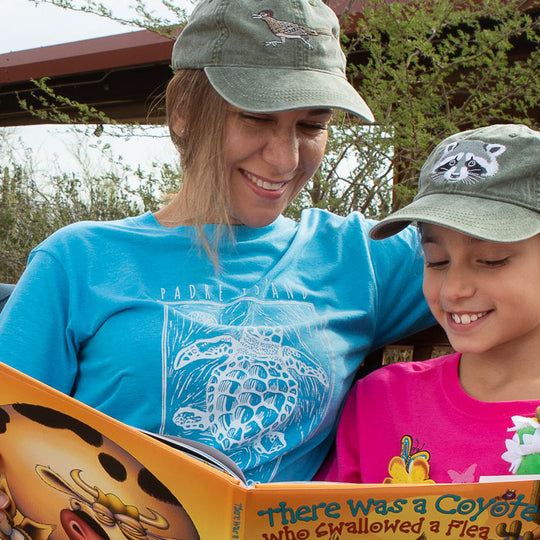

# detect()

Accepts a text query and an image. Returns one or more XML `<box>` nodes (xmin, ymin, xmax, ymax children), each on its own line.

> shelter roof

<box><xmin>0</xmin><ymin>1</ymin><xmax>538</xmax><ymax>127</ymax></box>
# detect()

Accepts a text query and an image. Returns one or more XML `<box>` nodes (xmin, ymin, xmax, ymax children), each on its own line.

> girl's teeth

<box><xmin>451</xmin><ymin>312</ymin><xmax>487</xmax><ymax>325</ymax></box>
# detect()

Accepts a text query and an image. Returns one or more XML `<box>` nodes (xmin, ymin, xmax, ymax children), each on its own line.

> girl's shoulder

<box><xmin>358</xmin><ymin>352</ymin><xmax>460</xmax><ymax>388</ymax></box>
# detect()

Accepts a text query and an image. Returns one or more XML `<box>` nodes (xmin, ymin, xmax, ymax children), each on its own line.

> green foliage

<box><xmin>284</xmin><ymin>122</ymin><xmax>395</xmax><ymax>220</ymax></box>
<box><xmin>29</xmin><ymin>0</ymin><xmax>191</xmax><ymax>35</ymax></box>
<box><xmin>18</xmin><ymin>77</ymin><xmax>117</xmax><ymax>125</ymax></box>
<box><xmin>0</xmin><ymin>129</ymin><xmax>182</xmax><ymax>282</ymax></box>
<box><xmin>6</xmin><ymin>0</ymin><xmax>539</xmax><ymax>275</ymax></box>
<box><xmin>341</xmin><ymin>0</ymin><xmax>539</xmax><ymax>210</ymax></box>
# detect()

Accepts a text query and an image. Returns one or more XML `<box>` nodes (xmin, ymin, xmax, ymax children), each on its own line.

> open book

<box><xmin>1</xmin><ymin>361</ymin><xmax>539</xmax><ymax>540</ymax></box>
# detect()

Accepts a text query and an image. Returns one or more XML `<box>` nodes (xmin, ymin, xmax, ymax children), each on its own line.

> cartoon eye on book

<box><xmin>0</xmin><ymin>403</ymin><xmax>200</xmax><ymax>540</ymax></box>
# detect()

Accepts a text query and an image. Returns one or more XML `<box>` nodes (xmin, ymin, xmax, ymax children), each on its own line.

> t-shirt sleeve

<box><xmin>367</xmin><ymin>224</ymin><xmax>435</xmax><ymax>349</ymax></box>
<box><xmin>0</xmin><ymin>247</ymin><xmax>78</xmax><ymax>393</ymax></box>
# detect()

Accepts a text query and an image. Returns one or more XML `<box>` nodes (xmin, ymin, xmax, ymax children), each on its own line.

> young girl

<box><xmin>323</xmin><ymin>123</ymin><xmax>540</xmax><ymax>484</ymax></box>
<box><xmin>0</xmin><ymin>0</ymin><xmax>433</xmax><ymax>484</ymax></box>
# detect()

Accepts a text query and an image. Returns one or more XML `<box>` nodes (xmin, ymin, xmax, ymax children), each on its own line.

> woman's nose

<box><xmin>261</xmin><ymin>128</ymin><xmax>300</xmax><ymax>175</ymax></box>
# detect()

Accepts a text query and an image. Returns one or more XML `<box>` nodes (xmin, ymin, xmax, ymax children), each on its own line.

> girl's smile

<box><xmin>449</xmin><ymin>311</ymin><xmax>489</xmax><ymax>325</ymax></box>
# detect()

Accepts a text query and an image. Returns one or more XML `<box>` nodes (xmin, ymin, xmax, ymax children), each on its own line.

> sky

<box><xmin>0</xmin><ymin>0</ymin><xmax>190</xmax><ymax>180</ymax></box>
<box><xmin>0</xmin><ymin>0</ymin><xmax>184</xmax><ymax>53</ymax></box>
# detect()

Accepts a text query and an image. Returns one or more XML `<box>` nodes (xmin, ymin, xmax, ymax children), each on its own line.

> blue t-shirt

<box><xmin>0</xmin><ymin>209</ymin><xmax>433</xmax><ymax>483</ymax></box>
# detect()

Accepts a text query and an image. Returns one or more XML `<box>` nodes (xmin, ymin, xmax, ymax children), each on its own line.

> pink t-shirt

<box><xmin>323</xmin><ymin>353</ymin><xmax>539</xmax><ymax>484</ymax></box>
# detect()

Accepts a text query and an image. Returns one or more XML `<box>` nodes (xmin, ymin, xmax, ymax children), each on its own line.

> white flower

<box><xmin>502</xmin><ymin>434</ymin><xmax>526</xmax><ymax>473</ymax></box>
<box><xmin>501</xmin><ymin>416</ymin><xmax>540</xmax><ymax>473</ymax></box>
<box><xmin>508</xmin><ymin>415</ymin><xmax>540</xmax><ymax>432</ymax></box>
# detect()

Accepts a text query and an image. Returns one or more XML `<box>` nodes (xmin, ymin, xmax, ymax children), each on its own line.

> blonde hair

<box><xmin>165</xmin><ymin>69</ymin><xmax>234</xmax><ymax>260</ymax></box>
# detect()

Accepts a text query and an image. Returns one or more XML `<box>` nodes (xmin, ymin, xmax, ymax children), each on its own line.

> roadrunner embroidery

<box><xmin>252</xmin><ymin>9</ymin><xmax>330</xmax><ymax>50</ymax></box>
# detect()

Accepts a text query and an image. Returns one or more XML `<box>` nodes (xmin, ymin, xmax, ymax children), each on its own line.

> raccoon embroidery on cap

<box><xmin>431</xmin><ymin>140</ymin><xmax>507</xmax><ymax>185</ymax></box>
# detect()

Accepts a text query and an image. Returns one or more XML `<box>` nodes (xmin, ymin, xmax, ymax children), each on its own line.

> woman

<box><xmin>0</xmin><ymin>0</ymin><xmax>433</xmax><ymax>484</ymax></box>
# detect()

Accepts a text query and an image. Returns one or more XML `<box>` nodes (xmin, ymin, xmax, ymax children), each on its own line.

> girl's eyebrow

<box><xmin>420</xmin><ymin>227</ymin><xmax>485</xmax><ymax>246</ymax></box>
<box><xmin>420</xmin><ymin>232</ymin><xmax>438</xmax><ymax>245</ymax></box>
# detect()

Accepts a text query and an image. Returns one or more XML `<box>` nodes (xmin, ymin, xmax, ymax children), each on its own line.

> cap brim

<box><xmin>205</xmin><ymin>66</ymin><xmax>374</xmax><ymax>123</ymax></box>
<box><xmin>369</xmin><ymin>193</ymin><xmax>540</xmax><ymax>242</ymax></box>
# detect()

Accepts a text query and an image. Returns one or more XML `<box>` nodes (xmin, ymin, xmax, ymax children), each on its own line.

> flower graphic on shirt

<box><xmin>384</xmin><ymin>455</ymin><xmax>434</xmax><ymax>484</ymax></box>
<box><xmin>502</xmin><ymin>415</ymin><xmax>540</xmax><ymax>475</ymax></box>
<box><xmin>383</xmin><ymin>435</ymin><xmax>435</xmax><ymax>484</ymax></box>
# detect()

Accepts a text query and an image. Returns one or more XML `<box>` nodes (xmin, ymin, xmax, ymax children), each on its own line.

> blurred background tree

<box><xmin>1</xmin><ymin>0</ymin><xmax>538</xmax><ymax>280</ymax></box>
<box><xmin>0</xmin><ymin>128</ymin><xmax>182</xmax><ymax>282</ymax></box>
<box><xmin>337</xmin><ymin>0</ymin><xmax>539</xmax><ymax>213</ymax></box>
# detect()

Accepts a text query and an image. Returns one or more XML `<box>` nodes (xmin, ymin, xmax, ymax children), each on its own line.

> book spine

<box><xmin>229</xmin><ymin>484</ymin><xmax>249</xmax><ymax>540</ymax></box>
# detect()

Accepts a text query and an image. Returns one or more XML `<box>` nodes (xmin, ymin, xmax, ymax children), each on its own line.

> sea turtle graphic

<box><xmin>171</xmin><ymin>326</ymin><xmax>328</xmax><ymax>461</ymax></box>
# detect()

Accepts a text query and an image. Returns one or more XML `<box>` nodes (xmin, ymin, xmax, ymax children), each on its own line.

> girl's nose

<box><xmin>440</xmin><ymin>265</ymin><xmax>476</xmax><ymax>301</ymax></box>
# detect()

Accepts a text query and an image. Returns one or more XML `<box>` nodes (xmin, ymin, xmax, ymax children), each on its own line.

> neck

<box><xmin>154</xmin><ymin>193</ymin><xmax>216</xmax><ymax>227</ymax></box>
<box><xmin>458</xmin><ymin>332</ymin><xmax>540</xmax><ymax>402</ymax></box>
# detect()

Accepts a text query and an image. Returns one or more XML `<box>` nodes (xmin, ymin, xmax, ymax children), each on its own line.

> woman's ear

<box><xmin>172</xmin><ymin>114</ymin><xmax>186</xmax><ymax>138</ymax></box>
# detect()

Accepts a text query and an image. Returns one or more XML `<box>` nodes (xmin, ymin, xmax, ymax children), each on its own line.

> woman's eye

<box><xmin>300</xmin><ymin>122</ymin><xmax>328</xmax><ymax>131</ymax></box>
<box><xmin>241</xmin><ymin>113</ymin><xmax>268</xmax><ymax>122</ymax></box>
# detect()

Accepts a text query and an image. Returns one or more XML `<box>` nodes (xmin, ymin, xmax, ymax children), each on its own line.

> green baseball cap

<box><xmin>369</xmin><ymin>124</ymin><xmax>540</xmax><ymax>242</ymax></box>
<box><xmin>171</xmin><ymin>0</ymin><xmax>374</xmax><ymax>122</ymax></box>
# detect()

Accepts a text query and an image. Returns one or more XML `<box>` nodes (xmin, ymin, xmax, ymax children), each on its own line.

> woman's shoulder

<box><xmin>44</xmin><ymin>213</ymin><xmax>149</xmax><ymax>237</ymax></box>
<box><xmin>298</xmin><ymin>208</ymin><xmax>420</xmax><ymax>247</ymax></box>
<box><xmin>33</xmin><ymin>214</ymin><xmax>151</xmax><ymax>253</ymax></box>
<box><xmin>298</xmin><ymin>208</ymin><xmax>370</xmax><ymax>229</ymax></box>
<box><xmin>293</xmin><ymin>209</ymin><xmax>378</xmax><ymax>250</ymax></box>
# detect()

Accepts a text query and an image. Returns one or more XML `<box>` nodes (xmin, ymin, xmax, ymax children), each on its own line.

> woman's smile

<box><xmin>241</xmin><ymin>169</ymin><xmax>289</xmax><ymax>194</ymax></box>
<box><xmin>224</xmin><ymin>106</ymin><xmax>331</xmax><ymax>228</ymax></box>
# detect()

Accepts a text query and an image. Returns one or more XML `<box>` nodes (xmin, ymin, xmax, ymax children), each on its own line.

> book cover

<box><xmin>1</xmin><ymin>361</ymin><xmax>539</xmax><ymax>540</ymax></box>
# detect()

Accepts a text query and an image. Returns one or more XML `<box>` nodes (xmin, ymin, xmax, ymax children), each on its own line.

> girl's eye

<box><xmin>480</xmin><ymin>257</ymin><xmax>509</xmax><ymax>267</ymax></box>
<box><xmin>424</xmin><ymin>260</ymin><xmax>448</xmax><ymax>268</ymax></box>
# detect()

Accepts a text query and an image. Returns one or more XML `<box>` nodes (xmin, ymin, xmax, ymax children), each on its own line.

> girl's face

<box><xmin>421</xmin><ymin>224</ymin><xmax>540</xmax><ymax>358</ymax></box>
<box><xmin>222</xmin><ymin>106</ymin><xmax>332</xmax><ymax>228</ymax></box>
